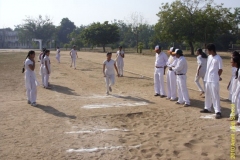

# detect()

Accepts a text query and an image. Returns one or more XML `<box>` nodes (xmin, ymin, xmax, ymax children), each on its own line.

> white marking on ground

<box><xmin>200</xmin><ymin>114</ymin><xmax>216</xmax><ymax>119</ymax></box>
<box><xmin>230</xmin><ymin>126</ymin><xmax>240</xmax><ymax>132</ymax></box>
<box><xmin>82</xmin><ymin>102</ymin><xmax>148</xmax><ymax>109</ymax></box>
<box><xmin>65</xmin><ymin>128</ymin><xmax>130</xmax><ymax>134</ymax></box>
<box><xmin>66</xmin><ymin>144</ymin><xmax>141</xmax><ymax>153</ymax></box>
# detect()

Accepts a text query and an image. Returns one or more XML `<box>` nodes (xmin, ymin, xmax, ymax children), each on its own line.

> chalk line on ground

<box><xmin>66</xmin><ymin>144</ymin><xmax>142</xmax><ymax>153</ymax></box>
<box><xmin>82</xmin><ymin>102</ymin><xmax>148</xmax><ymax>109</ymax></box>
<box><xmin>200</xmin><ymin>114</ymin><xmax>216</xmax><ymax>119</ymax></box>
<box><xmin>65</xmin><ymin>128</ymin><xmax>130</xmax><ymax>134</ymax></box>
<box><xmin>230</xmin><ymin>126</ymin><xmax>240</xmax><ymax>132</ymax></box>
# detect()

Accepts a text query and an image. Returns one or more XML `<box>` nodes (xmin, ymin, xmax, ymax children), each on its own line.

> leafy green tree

<box><xmin>81</xmin><ymin>21</ymin><xmax>120</xmax><ymax>52</ymax></box>
<box><xmin>138</xmin><ymin>42</ymin><xmax>144</xmax><ymax>53</ymax></box>
<box><xmin>64</xmin><ymin>43</ymin><xmax>69</xmax><ymax>50</ymax></box>
<box><xmin>68</xmin><ymin>25</ymin><xmax>86</xmax><ymax>50</ymax></box>
<box><xmin>15</xmin><ymin>15</ymin><xmax>56</xmax><ymax>47</ymax></box>
<box><xmin>57</xmin><ymin>18</ymin><xmax>76</xmax><ymax>44</ymax></box>
<box><xmin>155</xmin><ymin>0</ymin><xmax>235</xmax><ymax>55</ymax></box>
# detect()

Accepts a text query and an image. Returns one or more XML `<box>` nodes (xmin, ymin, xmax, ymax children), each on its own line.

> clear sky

<box><xmin>0</xmin><ymin>0</ymin><xmax>239</xmax><ymax>29</ymax></box>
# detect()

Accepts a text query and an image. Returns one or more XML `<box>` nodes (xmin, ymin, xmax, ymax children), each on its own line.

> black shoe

<box><xmin>160</xmin><ymin>95</ymin><xmax>167</xmax><ymax>98</ymax></box>
<box><xmin>215</xmin><ymin>112</ymin><xmax>222</xmax><ymax>119</ymax></box>
<box><xmin>200</xmin><ymin>109</ymin><xmax>211</xmax><ymax>113</ymax></box>
<box><xmin>154</xmin><ymin>94</ymin><xmax>160</xmax><ymax>96</ymax></box>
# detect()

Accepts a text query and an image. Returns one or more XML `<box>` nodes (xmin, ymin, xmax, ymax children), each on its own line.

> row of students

<box><xmin>154</xmin><ymin>44</ymin><xmax>224</xmax><ymax>119</ymax></box>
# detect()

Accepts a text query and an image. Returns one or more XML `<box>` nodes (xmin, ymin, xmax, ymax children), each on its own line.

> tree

<box><xmin>81</xmin><ymin>21</ymin><xmax>120</xmax><ymax>52</ymax></box>
<box><xmin>57</xmin><ymin>18</ymin><xmax>76</xmax><ymax>44</ymax></box>
<box><xmin>155</xmin><ymin>0</ymin><xmax>235</xmax><ymax>55</ymax></box>
<box><xmin>64</xmin><ymin>44</ymin><xmax>69</xmax><ymax>50</ymax></box>
<box><xmin>68</xmin><ymin>25</ymin><xmax>86</xmax><ymax>50</ymax></box>
<box><xmin>15</xmin><ymin>15</ymin><xmax>56</xmax><ymax>47</ymax></box>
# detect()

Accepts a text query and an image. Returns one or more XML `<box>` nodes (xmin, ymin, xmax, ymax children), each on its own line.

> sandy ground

<box><xmin>0</xmin><ymin>49</ymin><xmax>239</xmax><ymax>160</ymax></box>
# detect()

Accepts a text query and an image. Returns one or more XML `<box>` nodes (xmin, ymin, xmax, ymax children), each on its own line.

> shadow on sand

<box><xmin>50</xmin><ymin>84</ymin><xmax>80</xmax><ymax>96</ymax></box>
<box><xmin>35</xmin><ymin>104</ymin><xmax>76</xmax><ymax>119</ymax></box>
<box><xmin>110</xmin><ymin>94</ymin><xmax>154</xmax><ymax>104</ymax></box>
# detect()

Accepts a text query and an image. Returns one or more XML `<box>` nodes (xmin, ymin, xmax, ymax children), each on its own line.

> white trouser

<box><xmin>44</xmin><ymin>73</ymin><xmax>50</xmax><ymax>87</ymax></box>
<box><xmin>236</xmin><ymin>93</ymin><xmax>240</xmax><ymax>123</ymax></box>
<box><xmin>176</xmin><ymin>75</ymin><xmax>190</xmax><ymax>104</ymax></box>
<box><xmin>56</xmin><ymin>55</ymin><xmax>60</xmax><ymax>63</ymax></box>
<box><xmin>116</xmin><ymin>60</ymin><xmax>124</xmax><ymax>76</ymax></box>
<box><xmin>167</xmin><ymin>70</ymin><xmax>177</xmax><ymax>99</ymax></box>
<box><xmin>195</xmin><ymin>74</ymin><xmax>205</xmax><ymax>92</ymax></box>
<box><xmin>105</xmin><ymin>74</ymin><xmax>115</xmax><ymax>92</ymax></box>
<box><xmin>154</xmin><ymin>68</ymin><xmax>166</xmax><ymax>95</ymax></box>
<box><xmin>204</xmin><ymin>82</ymin><xmax>221</xmax><ymax>113</ymax></box>
<box><xmin>26</xmin><ymin>78</ymin><xmax>37</xmax><ymax>103</ymax></box>
<box><xmin>71</xmin><ymin>58</ymin><xmax>76</xmax><ymax>68</ymax></box>
<box><xmin>40</xmin><ymin>65</ymin><xmax>44</xmax><ymax>85</ymax></box>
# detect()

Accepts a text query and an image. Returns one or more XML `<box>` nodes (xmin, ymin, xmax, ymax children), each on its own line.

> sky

<box><xmin>0</xmin><ymin>0</ymin><xmax>239</xmax><ymax>29</ymax></box>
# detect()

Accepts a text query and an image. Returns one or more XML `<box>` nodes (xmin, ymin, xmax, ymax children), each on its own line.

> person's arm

<box><xmin>69</xmin><ymin>50</ymin><xmax>72</xmax><ymax>57</ymax></box>
<box><xmin>218</xmin><ymin>57</ymin><xmax>223</xmax><ymax>80</ymax></box>
<box><xmin>114</xmin><ymin>63</ymin><xmax>119</xmax><ymax>77</ymax></box>
<box><xmin>171</xmin><ymin>59</ymin><xmax>183</xmax><ymax>72</ymax></box>
<box><xmin>121</xmin><ymin>52</ymin><xmax>124</xmax><ymax>58</ymax></box>
<box><xmin>197</xmin><ymin>66</ymin><xmax>201</xmax><ymax>76</ymax></box>
<box><xmin>76</xmin><ymin>51</ymin><xmax>78</xmax><ymax>58</ymax></box>
<box><xmin>227</xmin><ymin>80</ymin><xmax>231</xmax><ymax>90</ymax></box>
<box><xmin>45</xmin><ymin>59</ymin><xmax>49</xmax><ymax>74</ymax></box>
<box><xmin>103</xmin><ymin>64</ymin><xmax>106</xmax><ymax>77</ymax></box>
<box><xmin>28</xmin><ymin>59</ymin><xmax>35</xmax><ymax>71</ymax></box>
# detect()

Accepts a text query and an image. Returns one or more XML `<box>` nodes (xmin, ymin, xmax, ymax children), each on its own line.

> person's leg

<box><xmin>204</xmin><ymin>82</ymin><xmax>212</xmax><ymax>111</ymax></box>
<box><xmin>154</xmin><ymin>71</ymin><xmax>160</xmax><ymax>94</ymax></box>
<box><xmin>121</xmin><ymin>60</ymin><xmax>124</xmax><ymax>76</ymax></box>
<box><xmin>176</xmin><ymin>76</ymin><xmax>183</xmax><ymax>103</ymax></box>
<box><xmin>105</xmin><ymin>75</ymin><xmax>110</xmax><ymax>93</ymax></box>
<box><xmin>236</xmin><ymin>93</ymin><xmax>240</xmax><ymax>123</ymax></box>
<box><xmin>170</xmin><ymin>72</ymin><xmax>177</xmax><ymax>100</ymax></box>
<box><xmin>195</xmin><ymin>75</ymin><xmax>204</xmax><ymax>92</ymax></box>
<box><xmin>109</xmin><ymin>74</ymin><xmax>115</xmax><ymax>86</ymax></box>
<box><xmin>166</xmin><ymin>71</ymin><xmax>171</xmax><ymax>98</ymax></box>
<box><xmin>41</xmin><ymin>66</ymin><xmax>44</xmax><ymax>85</ymax></box>
<box><xmin>159</xmin><ymin>68</ymin><xmax>166</xmax><ymax>96</ymax></box>
<box><xmin>26</xmin><ymin>89</ymin><xmax>31</xmax><ymax>103</ymax></box>
<box><xmin>70</xmin><ymin>58</ymin><xmax>73</xmax><ymax>67</ymax></box>
<box><xmin>30</xmin><ymin>79</ymin><xmax>37</xmax><ymax>103</ymax></box>
<box><xmin>180</xmin><ymin>75</ymin><xmax>190</xmax><ymax>105</ymax></box>
<box><xmin>211</xmin><ymin>82</ymin><xmax>221</xmax><ymax>113</ymax></box>
<box><xmin>73</xmin><ymin>58</ymin><xmax>76</xmax><ymax>68</ymax></box>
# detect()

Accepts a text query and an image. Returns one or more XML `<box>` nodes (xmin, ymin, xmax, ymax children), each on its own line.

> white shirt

<box><xmin>155</xmin><ymin>52</ymin><xmax>168</xmax><ymax>67</ymax></box>
<box><xmin>40</xmin><ymin>54</ymin><xmax>44</xmax><ymax>65</ymax></box>
<box><xmin>25</xmin><ymin>58</ymin><xmax>34</xmax><ymax>73</ymax></box>
<box><xmin>44</xmin><ymin>56</ymin><xmax>51</xmax><ymax>73</ymax></box>
<box><xmin>197</xmin><ymin>55</ymin><xmax>207</xmax><ymax>76</ymax></box>
<box><xmin>167</xmin><ymin>56</ymin><xmax>177</xmax><ymax>68</ymax></box>
<box><xmin>116</xmin><ymin>50</ymin><xmax>124</xmax><ymax>62</ymax></box>
<box><xmin>173</xmin><ymin>56</ymin><xmax>188</xmax><ymax>74</ymax></box>
<box><xmin>57</xmin><ymin>49</ymin><xmax>60</xmax><ymax>54</ymax></box>
<box><xmin>103</xmin><ymin>59</ymin><xmax>116</xmax><ymax>75</ymax></box>
<box><xmin>70</xmin><ymin>49</ymin><xmax>77</xmax><ymax>58</ymax></box>
<box><xmin>204</xmin><ymin>54</ymin><xmax>222</xmax><ymax>82</ymax></box>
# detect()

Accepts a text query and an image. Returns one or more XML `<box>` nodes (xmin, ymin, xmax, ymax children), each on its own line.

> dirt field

<box><xmin>0</xmin><ymin>49</ymin><xmax>239</xmax><ymax>160</ymax></box>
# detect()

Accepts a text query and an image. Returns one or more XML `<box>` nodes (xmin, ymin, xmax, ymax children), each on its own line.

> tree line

<box><xmin>11</xmin><ymin>0</ymin><xmax>240</xmax><ymax>55</ymax></box>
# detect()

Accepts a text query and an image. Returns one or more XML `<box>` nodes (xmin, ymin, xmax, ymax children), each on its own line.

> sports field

<box><xmin>0</xmin><ymin>49</ymin><xmax>238</xmax><ymax>160</ymax></box>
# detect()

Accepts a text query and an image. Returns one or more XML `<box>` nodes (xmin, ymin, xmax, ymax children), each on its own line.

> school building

<box><xmin>0</xmin><ymin>28</ymin><xmax>32</xmax><ymax>49</ymax></box>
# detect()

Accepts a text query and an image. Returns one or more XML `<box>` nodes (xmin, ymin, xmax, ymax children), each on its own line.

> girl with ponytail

<box><xmin>24</xmin><ymin>50</ymin><xmax>38</xmax><ymax>106</ymax></box>
<box><xmin>39</xmin><ymin>48</ymin><xmax>46</xmax><ymax>86</ymax></box>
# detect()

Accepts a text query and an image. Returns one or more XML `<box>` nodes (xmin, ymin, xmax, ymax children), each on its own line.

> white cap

<box><xmin>155</xmin><ymin>45</ymin><xmax>160</xmax><ymax>50</ymax></box>
<box><xmin>173</xmin><ymin>49</ymin><xmax>179</xmax><ymax>54</ymax></box>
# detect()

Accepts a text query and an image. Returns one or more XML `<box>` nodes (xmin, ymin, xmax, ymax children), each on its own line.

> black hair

<box><xmin>42</xmin><ymin>49</ymin><xmax>50</xmax><ymax>59</ymax></box>
<box><xmin>197</xmin><ymin>48</ymin><xmax>208</xmax><ymax>58</ymax></box>
<box><xmin>119</xmin><ymin>46</ymin><xmax>122</xmax><ymax>48</ymax></box>
<box><xmin>232</xmin><ymin>51</ymin><xmax>239</xmax><ymax>57</ymax></box>
<box><xmin>232</xmin><ymin>56</ymin><xmax>240</xmax><ymax>79</ymax></box>
<box><xmin>22</xmin><ymin>50</ymin><xmax>35</xmax><ymax>73</ymax></box>
<box><xmin>206</xmin><ymin>43</ymin><xmax>216</xmax><ymax>53</ymax></box>
<box><xmin>106</xmin><ymin>52</ymin><xmax>112</xmax><ymax>56</ymax></box>
<box><xmin>176</xmin><ymin>50</ymin><xmax>183</xmax><ymax>56</ymax></box>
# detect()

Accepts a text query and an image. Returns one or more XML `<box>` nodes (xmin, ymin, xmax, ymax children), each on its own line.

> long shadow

<box><xmin>189</xmin><ymin>98</ymin><xmax>231</xmax><ymax>118</ymax></box>
<box><xmin>50</xmin><ymin>84</ymin><xmax>80</xmax><ymax>96</ymax></box>
<box><xmin>35</xmin><ymin>104</ymin><xmax>76</xmax><ymax>119</ymax></box>
<box><xmin>110</xmin><ymin>94</ymin><xmax>154</xmax><ymax>104</ymax></box>
<box><xmin>122</xmin><ymin>76</ymin><xmax>150</xmax><ymax>80</ymax></box>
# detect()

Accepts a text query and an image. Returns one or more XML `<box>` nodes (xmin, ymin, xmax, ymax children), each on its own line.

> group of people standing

<box><xmin>153</xmin><ymin>43</ymin><xmax>240</xmax><ymax>120</ymax></box>
<box><xmin>23</xmin><ymin>44</ymin><xmax>240</xmax><ymax>122</ymax></box>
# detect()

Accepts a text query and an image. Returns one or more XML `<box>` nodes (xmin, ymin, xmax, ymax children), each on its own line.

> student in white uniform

<box><xmin>43</xmin><ymin>50</ymin><xmax>51</xmax><ymax>89</ymax></box>
<box><xmin>56</xmin><ymin>47</ymin><xmax>61</xmax><ymax>63</ymax></box>
<box><xmin>116</xmin><ymin>46</ymin><xmax>124</xmax><ymax>77</ymax></box>
<box><xmin>231</xmin><ymin>56</ymin><xmax>240</xmax><ymax>125</ymax></box>
<box><xmin>169</xmin><ymin>49</ymin><xmax>190</xmax><ymax>107</ymax></box>
<box><xmin>195</xmin><ymin>48</ymin><xmax>207</xmax><ymax>95</ymax></box>
<box><xmin>227</xmin><ymin>51</ymin><xmax>240</xmax><ymax>101</ymax></box>
<box><xmin>24</xmin><ymin>50</ymin><xmax>38</xmax><ymax>106</ymax></box>
<box><xmin>70</xmin><ymin>45</ymin><xmax>78</xmax><ymax>69</ymax></box>
<box><xmin>39</xmin><ymin>48</ymin><xmax>46</xmax><ymax>86</ymax></box>
<box><xmin>166</xmin><ymin>47</ymin><xmax>177</xmax><ymax>101</ymax></box>
<box><xmin>103</xmin><ymin>52</ymin><xmax>119</xmax><ymax>95</ymax></box>
<box><xmin>200</xmin><ymin>43</ymin><xmax>223</xmax><ymax>119</ymax></box>
<box><xmin>154</xmin><ymin>45</ymin><xmax>168</xmax><ymax>98</ymax></box>
<box><xmin>228</xmin><ymin>52</ymin><xmax>240</xmax><ymax>120</ymax></box>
